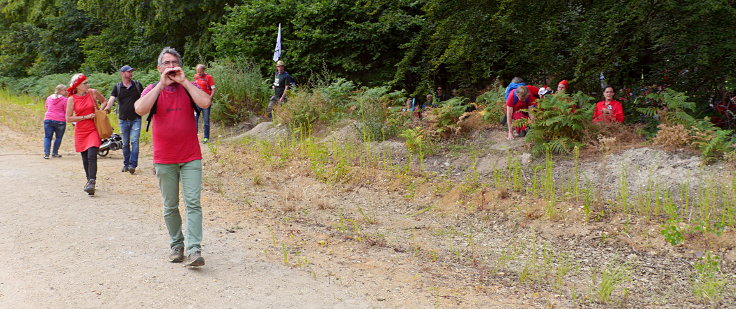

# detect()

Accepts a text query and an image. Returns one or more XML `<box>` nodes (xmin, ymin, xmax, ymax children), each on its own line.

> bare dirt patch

<box><xmin>201</xmin><ymin>123</ymin><xmax>736</xmax><ymax>308</ymax></box>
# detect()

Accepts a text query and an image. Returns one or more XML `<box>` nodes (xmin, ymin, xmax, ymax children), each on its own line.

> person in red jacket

<box><xmin>593</xmin><ymin>86</ymin><xmax>624</xmax><ymax>123</ymax></box>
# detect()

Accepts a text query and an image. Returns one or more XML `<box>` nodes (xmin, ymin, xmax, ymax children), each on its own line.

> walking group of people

<box><xmin>42</xmin><ymin>47</ymin><xmax>215</xmax><ymax>267</ymax></box>
<box><xmin>503</xmin><ymin>77</ymin><xmax>624</xmax><ymax>139</ymax></box>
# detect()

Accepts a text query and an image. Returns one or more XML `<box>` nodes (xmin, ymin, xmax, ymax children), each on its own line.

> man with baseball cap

<box><xmin>266</xmin><ymin>60</ymin><xmax>294</xmax><ymax>119</ymax></box>
<box><xmin>104</xmin><ymin>65</ymin><xmax>144</xmax><ymax>174</ymax></box>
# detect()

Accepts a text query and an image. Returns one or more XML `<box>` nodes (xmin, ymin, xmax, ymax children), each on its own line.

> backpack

<box><xmin>145</xmin><ymin>82</ymin><xmax>198</xmax><ymax>132</ymax></box>
<box><xmin>510</xmin><ymin>92</ymin><xmax>531</xmax><ymax>107</ymax></box>
<box><xmin>194</xmin><ymin>73</ymin><xmax>213</xmax><ymax>93</ymax></box>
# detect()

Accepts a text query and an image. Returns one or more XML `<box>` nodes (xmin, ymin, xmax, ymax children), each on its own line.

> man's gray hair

<box><xmin>511</xmin><ymin>77</ymin><xmax>524</xmax><ymax>84</ymax></box>
<box><xmin>157</xmin><ymin>47</ymin><xmax>183</xmax><ymax>66</ymax></box>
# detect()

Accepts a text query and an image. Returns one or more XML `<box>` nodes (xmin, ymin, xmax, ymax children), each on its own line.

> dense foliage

<box><xmin>1</xmin><ymin>0</ymin><xmax>733</xmax><ymax>98</ymax></box>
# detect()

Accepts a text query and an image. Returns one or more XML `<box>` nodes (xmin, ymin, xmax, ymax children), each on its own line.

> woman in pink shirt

<box><xmin>43</xmin><ymin>84</ymin><xmax>68</xmax><ymax>159</ymax></box>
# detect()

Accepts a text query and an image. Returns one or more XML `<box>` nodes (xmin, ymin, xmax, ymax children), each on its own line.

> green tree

<box><xmin>213</xmin><ymin>0</ymin><xmax>424</xmax><ymax>85</ymax></box>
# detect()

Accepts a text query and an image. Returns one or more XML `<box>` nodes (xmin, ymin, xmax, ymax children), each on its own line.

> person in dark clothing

<box><xmin>266</xmin><ymin>60</ymin><xmax>294</xmax><ymax>118</ymax></box>
<box><xmin>103</xmin><ymin>65</ymin><xmax>143</xmax><ymax>174</ymax></box>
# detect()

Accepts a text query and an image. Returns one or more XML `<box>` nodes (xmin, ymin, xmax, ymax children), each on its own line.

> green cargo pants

<box><xmin>154</xmin><ymin>159</ymin><xmax>203</xmax><ymax>254</ymax></box>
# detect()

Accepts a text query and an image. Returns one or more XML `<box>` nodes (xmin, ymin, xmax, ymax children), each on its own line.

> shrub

<box><xmin>352</xmin><ymin>86</ymin><xmax>394</xmax><ymax>142</ymax></box>
<box><xmin>430</xmin><ymin>97</ymin><xmax>469</xmax><ymax>137</ymax></box>
<box><xmin>209</xmin><ymin>58</ymin><xmax>270</xmax><ymax>124</ymax></box>
<box><xmin>691</xmin><ymin>252</ymin><xmax>728</xmax><ymax>303</ymax></box>
<box><xmin>477</xmin><ymin>86</ymin><xmax>506</xmax><ymax>125</ymax></box>
<box><xmin>691</xmin><ymin>119</ymin><xmax>735</xmax><ymax>164</ymax></box>
<box><xmin>653</xmin><ymin>123</ymin><xmax>691</xmax><ymax>148</ymax></box>
<box><xmin>636</xmin><ymin>88</ymin><xmax>696</xmax><ymax>126</ymax></box>
<box><xmin>523</xmin><ymin>92</ymin><xmax>596</xmax><ymax>156</ymax></box>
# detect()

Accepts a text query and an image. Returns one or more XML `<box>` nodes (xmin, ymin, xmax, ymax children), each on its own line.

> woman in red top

<box><xmin>65</xmin><ymin>73</ymin><xmax>107</xmax><ymax>195</ymax></box>
<box><xmin>593</xmin><ymin>86</ymin><xmax>624</xmax><ymax>123</ymax></box>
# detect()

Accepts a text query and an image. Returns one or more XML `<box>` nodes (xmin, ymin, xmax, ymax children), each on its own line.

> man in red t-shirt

<box><xmin>134</xmin><ymin>47</ymin><xmax>212</xmax><ymax>267</ymax></box>
<box><xmin>194</xmin><ymin>64</ymin><xmax>216</xmax><ymax>143</ymax></box>
<box><xmin>506</xmin><ymin>85</ymin><xmax>538</xmax><ymax>140</ymax></box>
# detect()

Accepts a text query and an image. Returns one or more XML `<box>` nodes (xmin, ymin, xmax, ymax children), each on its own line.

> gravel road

<box><xmin>0</xmin><ymin>129</ymin><xmax>369</xmax><ymax>308</ymax></box>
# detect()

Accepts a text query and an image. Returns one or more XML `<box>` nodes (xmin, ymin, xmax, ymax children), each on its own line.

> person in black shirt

<box><xmin>266</xmin><ymin>60</ymin><xmax>294</xmax><ymax>119</ymax></box>
<box><xmin>103</xmin><ymin>65</ymin><xmax>143</xmax><ymax>174</ymax></box>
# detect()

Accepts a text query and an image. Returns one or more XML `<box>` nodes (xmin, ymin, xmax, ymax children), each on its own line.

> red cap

<box><xmin>558</xmin><ymin>80</ymin><xmax>568</xmax><ymax>89</ymax></box>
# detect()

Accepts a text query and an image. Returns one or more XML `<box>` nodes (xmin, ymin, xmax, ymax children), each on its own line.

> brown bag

<box><xmin>94</xmin><ymin>106</ymin><xmax>112</xmax><ymax>139</ymax></box>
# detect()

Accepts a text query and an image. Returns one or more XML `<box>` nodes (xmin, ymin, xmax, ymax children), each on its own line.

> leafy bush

<box><xmin>477</xmin><ymin>86</ymin><xmax>506</xmax><ymax>125</ymax></box>
<box><xmin>430</xmin><ymin>97</ymin><xmax>469</xmax><ymax>137</ymax></box>
<box><xmin>636</xmin><ymin>88</ymin><xmax>696</xmax><ymax>126</ymax></box>
<box><xmin>653</xmin><ymin>123</ymin><xmax>691</xmax><ymax>147</ymax></box>
<box><xmin>209</xmin><ymin>58</ymin><xmax>270</xmax><ymax>124</ymax></box>
<box><xmin>352</xmin><ymin>86</ymin><xmax>392</xmax><ymax>142</ymax></box>
<box><xmin>400</xmin><ymin>127</ymin><xmax>436</xmax><ymax>160</ymax></box>
<box><xmin>691</xmin><ymin>119</ymin><xmax>735</xmax><ymax>164</ymax></box>
<box><xmin>0</xmin><ymin>71</ymin><xmax>161</xmax><ymax>98</ymax></box>
<box><xmin>691</xmin><ymin>252</ymin><xmax>728</xmax><ymax>303</ymax></box>
<box><xmin>523</xmin><ymin>92</ymin><xmax>595</xmax><ymax>155</ymax></box>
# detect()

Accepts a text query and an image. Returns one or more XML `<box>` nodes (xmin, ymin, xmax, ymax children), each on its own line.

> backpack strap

<box><xmin>133</xmin><ymin>80</ymin><xmax>143</xmax><ymax>94</ymax></box>
<box><xmin>511</xmin><ymin>90</ymin><xmax>531</xmax><ymax>107</ymax></box>
<box><xmin>114</xmin><ymin>82</ymin><xmax>122</xmax><ymax>98</ymax></box>
<box><xmin>194</xmin><ymin>73</ymin><xmax>212</xmax><ymax>92</ymax></box>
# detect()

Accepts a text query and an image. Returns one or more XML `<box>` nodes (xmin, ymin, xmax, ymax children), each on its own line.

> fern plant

<box><xmin>691</xmin><ymin>118</ymin><xmax>735</xmax><ymax>164</ymax></box>
<box><xmin>636</xmin><ymin>88</ymin><xmax>696</xmax><ymax>126</ymax></box>
<box><xmin>522</xmin><ymin>92</ymin><xmax>595</xmax><ymax>156</ymax></box>
<box><xmin>476</xmin><ymin>86</ymin><xmax>506</xmax><ymax>124</ymax></box>
<box><xmin>430</xmin><ymin>97</ymin><xmax>469</xmax><ymax>137</ymax></box>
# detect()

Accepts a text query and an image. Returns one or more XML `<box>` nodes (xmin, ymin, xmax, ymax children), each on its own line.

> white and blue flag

<box><xmin>273</xmin><ymin>23</ymin><xmax>282</xmax><ymax>62</ymax></box>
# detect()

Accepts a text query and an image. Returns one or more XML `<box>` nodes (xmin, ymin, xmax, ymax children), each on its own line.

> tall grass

<box><xmin>209</xmin><ymin>58</ymin><xmax>271</xmax><ymax>124</ymax></box>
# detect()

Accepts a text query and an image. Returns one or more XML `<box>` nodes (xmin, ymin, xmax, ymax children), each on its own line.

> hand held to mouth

<box><xmin>160</xmin><ymin>67</ymin><xmax>186</xmax><ymax>86</ymax></box>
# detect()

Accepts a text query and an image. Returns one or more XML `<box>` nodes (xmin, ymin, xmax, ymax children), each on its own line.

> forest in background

<box><xmin>1</xmin><ymin>0</ymin><xmax>735</xmax><ymax>102</ymax></box>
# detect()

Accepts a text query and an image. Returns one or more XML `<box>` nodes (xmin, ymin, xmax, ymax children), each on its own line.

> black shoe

<box><xmin>128</xmin><ymin>167</ymin><xmax>135</xmax><ymax>175</ymax></box>
<box><xmin>169</xmin><ymin>246</ymin><xmax>185</xmax><ymax>263</ymax></box>
<box><xmin>185</xmin><ymin>250</ymin><xmax>205</xmax><ymax>267</ymax></box>
<box><xmin>121</xmin><ymin>166</ymin><xmax>129</xmax><ymax>172</ymax></box>
<box><xmin>84</xmin><ymin>179</ymin><xmax>95</xmax><ymax>195</ymax></box>
<box><xmin>44</xmin><ymin>154</ymin><xmax>49</xmax><ymax>159</ymax></box>
<box><xmin>52</xmin><ymin>154</ymin><xmax>62</xmax><ymax>158</ymax></box>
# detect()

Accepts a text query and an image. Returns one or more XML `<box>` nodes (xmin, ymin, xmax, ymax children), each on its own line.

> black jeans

<box><xmin>81</xmin><ymin>147</ymin><xmax>98</xmax><ymax>180</ymax></box>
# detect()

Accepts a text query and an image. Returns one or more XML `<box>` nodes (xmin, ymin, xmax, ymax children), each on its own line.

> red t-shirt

<box><xmin>506</xmin><ymin>89</ymin><xmax>538</xmax><ymax>112</ymax></box>
<box><xmin>193</xmin><ymin>73</ymin><xmax>215</xmax><ymax>95</ymax></box>
<box><xmin>593</xmin><ymin>100</ymin><xmax>624</xmax><ymax>123</ymax></box>
<box><xmin>141</xmin><ymin>83</ymin><xmax>202</xmax><ymax>164</ymax></box>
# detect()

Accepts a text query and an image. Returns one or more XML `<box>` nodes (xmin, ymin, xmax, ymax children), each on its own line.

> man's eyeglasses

<box><xmin>162</xmin><ymin>60</ymin><xmax>180</xmax><ymax>66</ymax></box>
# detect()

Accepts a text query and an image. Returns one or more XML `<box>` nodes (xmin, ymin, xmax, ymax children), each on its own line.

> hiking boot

<box><xmin>44</xmin><ymin>154</ymin><xmax>50</xmax><ymax>159</ymax></box>
<box><xmin>128</xmin><ymin>167</ymin><xmax>136</xmax><ymax>175</ymax></box>
<box><xmin>83</xmin><ymin>179</ymin><xmax>95</xmax><ymax>196</ymax></box>
<box><xmin>185</xmin><ymin>250</ymin><xmax>205</xmax><ymax>267</ymax></box>
<box><xmin>121</xmin><ymin>166</ymin><xmax>129</xmax><ymax>172</ymax></box>
<box><xmin>169</xmin><ymin>246</ymin><xmax>184</xmax><ymax>263</ymax></box>
<box><xmin>52</xmin><ymin>154</ymin><xmax>62</xmax><ymax>158</ymax></box>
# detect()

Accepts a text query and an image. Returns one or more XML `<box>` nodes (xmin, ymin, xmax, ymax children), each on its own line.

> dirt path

<box><xmin>0</xmin><ymin>127</ymin><xmax>369</xmax><ymax>308</ymax></box>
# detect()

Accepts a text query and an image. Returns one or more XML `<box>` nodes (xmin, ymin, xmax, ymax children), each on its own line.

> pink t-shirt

<box><xmin>44</xmin><ymin>94</ymin><xmax>67</xmax><ymax>121</ymax></box>
<box><xmin>141</xmin><ymin>83</ymin><xmax>202</xmax><ymax>164</ymax></box>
